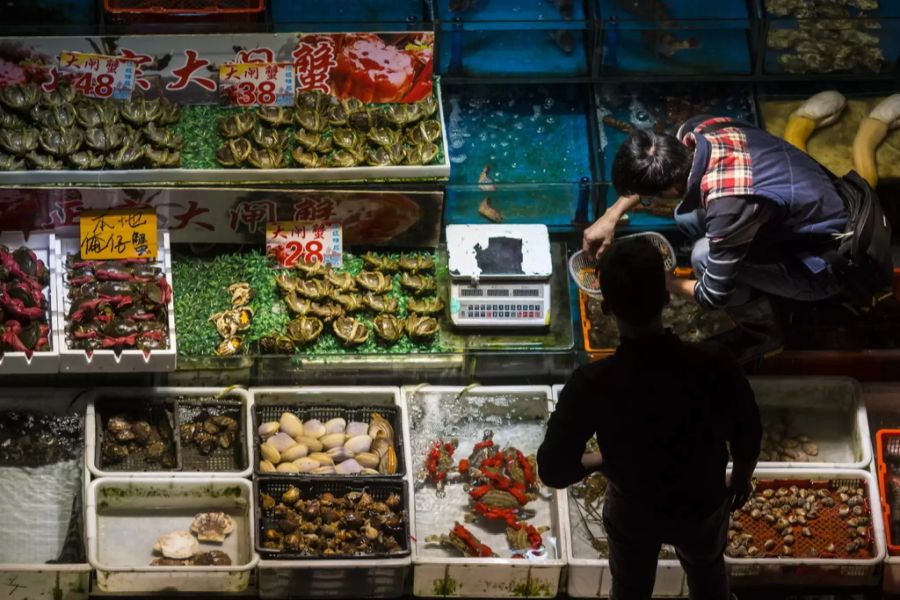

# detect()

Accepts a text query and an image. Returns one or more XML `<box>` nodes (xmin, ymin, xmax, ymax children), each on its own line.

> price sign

<box><xmin>57</xmin><ymin>52</ymin><xmax>136</xmax><ymax>100</ymax></box>
<box><xmin>266</xmin><ymin>221</ymin><xmax>342</xmax><ymax>268</ymax></box>
<box><xmin>80</xmin><ymin>209</ymin><xmax>158</xmax><ymax>260</ymax></box>
<box><xmin>219</xmin><ymin>62</ymin><xmax>294</xmax><ymax>107</ymax></box>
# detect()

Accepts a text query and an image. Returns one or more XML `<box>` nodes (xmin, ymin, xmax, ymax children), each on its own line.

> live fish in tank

<box><xmin>614</xmin><ymin>0</ymin><xmax>701</xmax><ymax>58</ymax></box>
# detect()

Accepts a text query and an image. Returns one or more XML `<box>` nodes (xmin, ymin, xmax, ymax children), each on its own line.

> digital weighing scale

<box><xmin>447</xmin><ymin>224</ymin><xmax>552</xmax><ymax>329</ymax></box>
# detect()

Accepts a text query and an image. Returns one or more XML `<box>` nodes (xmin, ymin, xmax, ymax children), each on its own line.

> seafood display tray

<box><xmin>254</xmin><ymin>477</ymin><xmax>411</xmax><ymax>560</ymax></box>
<box><xmin>749</xmin><ymin>377</ymin><xmax>872</xmax><ymax>470</ymax></box>
<box><xmin>0</xmin><ymin>232</ymin><xmax>60</xmax><ymax>374</ymax></box>
<box><xmin>550</xmin><ymin>385</ymin><xmax>685</xmax><ymax>598</ymax></box>
<box><xmin>55</xmin><ymin>232</ymin><xmax>177</xmax><ymax>373</ymax></box>
<box><xmin>401</xmin><ymin>385</ymin><xmax>566</xmax><ymax>598</ymax></box>
<box><xmin>86</xmin><ymin>476</ymin><xmax>258</xmax><ymax>593</ymax></box>
<box><xmin>0</xmin><ymin>389</ymin><xmax>91</xmax><ymax>599</ymax></box>
<box><xmin>251</xmin><ymin>386</ymin><xmax>406</xmax><ymax>478</ymax></box>
<box><xmin>86</xmin><ymin>387</ymin><xmax>253</xmax><ymax>478</ymax></box>
<box><xmin>725</xmin><ymin>469</ymin><xmax>885</xmax><ymax>587</ymax></box>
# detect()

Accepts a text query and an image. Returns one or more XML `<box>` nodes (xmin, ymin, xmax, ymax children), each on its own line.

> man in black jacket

<box><xmin>538</xmin><ymin>237</ymin><xmax>761</xmax><ymax>600</ymax></box>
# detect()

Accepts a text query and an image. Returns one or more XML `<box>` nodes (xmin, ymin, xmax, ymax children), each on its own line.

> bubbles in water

<box><xmin>508</xmin><ymin>99</ymin><xmax>515</xmax><ymax>107</ymax></box>
<box><xmin>545</xmin><ymin>116</ymin><xmax>556</xmax><ymax>126</ymax></box>
<box><xmin>479</xmin><ymin>132</ymin><xmax>489</xmax><ymax>142</ymax></box>
<box><xmin>543</xmin><ymin>97</ymin><xmax>555</xmax><ymax>110</ymax></box>
<box><xmin>500</xmin><ymin>141</ymin><xmax>509</xmax><ymax>148</ymax></box>
<box><xmin>510</xmin><ymin>162</ymin><xmax>518</xmax><ymax>169</ymax></box>
<box><xmin>514</xmin><ymin>121</ymin><xmax>525</xmax><ymax>130</ymax></box>
<box><xmin>536</xmin><ymin>126</ymin><xmax>545</xmax><ymax>134</ymax></box>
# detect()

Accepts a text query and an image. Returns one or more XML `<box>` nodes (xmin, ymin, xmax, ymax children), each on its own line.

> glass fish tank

<box><xmin>0</xmin><ymin>0</ymin><xmax>95</xmax><ymax>35</ymax></box>
<box><xmin>595</xmin><ymin>82</ymin><xmax>757</xmax><ymax>229</ymax></box>
<box><xmin>597</xmin><ymin>0</ymin><xmax>753</xmax><ymax>75</ymax></box>
<box><xmin>763</xmin><ymin>0</ymin><xmax>900</xmax><ymax>75</ymax></box>
<box><xmin>271</xmin><ymin>0</ymin><xmax>431</xmax><ymax>32</ymax></box>
<box><xmin>434</xmin><ymin>0</ymin><xmax>593</xmax><ymax>77</ymax></box>
<box><xmin>441</xmin><ymin>83</ymin><xmax>598</xmax><ymax>229</ymax></box>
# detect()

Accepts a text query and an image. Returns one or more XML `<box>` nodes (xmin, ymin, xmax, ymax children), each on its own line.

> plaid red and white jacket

<box><xmin>681</xmin><ymin>117</ymin><xmax>754</xmax><ymax>205</ymax></box>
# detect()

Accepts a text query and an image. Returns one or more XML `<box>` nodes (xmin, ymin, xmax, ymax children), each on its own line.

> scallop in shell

<box><xmin>154</xmin><ymin>531</ymin><xmax>198</xmax><ymax>559</ymax></box>
<box><xmin>191</xmin><ymin>512</ymin><xmax>235</xmax><ymax>543</ymax></box>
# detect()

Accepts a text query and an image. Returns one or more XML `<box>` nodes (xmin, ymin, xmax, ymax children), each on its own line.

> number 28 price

<box><xmin>281</xmin><ymin>240</ymin><xmax>324</xmax><ymax>267</ymax></box>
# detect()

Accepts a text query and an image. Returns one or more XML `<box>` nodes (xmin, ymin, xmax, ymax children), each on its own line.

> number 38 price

<box><xmin>280</xmin><ymin>240</ymin><xmax>324</xmax><ymax>267</ymax></box>
<box><xmin>234</xmin><ymin>80</ymin><xmax>278</xmax><ymax>107</ymax></box>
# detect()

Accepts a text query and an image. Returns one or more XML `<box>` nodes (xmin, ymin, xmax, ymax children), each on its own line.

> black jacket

<box><xmin>538</xmin><ymin>332</ymin><xmax>761</xmax><ymax>521</ymax></box>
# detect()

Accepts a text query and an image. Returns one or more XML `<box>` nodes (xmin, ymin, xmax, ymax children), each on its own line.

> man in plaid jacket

<box><xmin>583</xmin><ymin>115</ymin><xmax>849</xmax><ymax>362</ymax></box>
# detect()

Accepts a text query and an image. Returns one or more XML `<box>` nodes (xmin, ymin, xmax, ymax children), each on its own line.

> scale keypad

<box><xmin>462</xmin><ymin>303</ymin><xmax>543</xmax><ymax>319</ymax></box>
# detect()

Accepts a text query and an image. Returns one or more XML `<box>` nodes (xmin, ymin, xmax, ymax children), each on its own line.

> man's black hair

<box><xmin>599</xmin><ymin>237</ymin><xmax>667</xmax><ymax>327</ymax></box>
<box><xmin>611</xmin><ymin>129</ymin><xmax>693</xmax><ymax>197</ymax></box>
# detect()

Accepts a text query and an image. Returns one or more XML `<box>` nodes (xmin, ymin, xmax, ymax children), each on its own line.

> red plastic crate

<box><xmin>876</xmin><ymin>429</ymin><xmax>900</xmax><ymax>554</ymax></box>
<box><xmin>104</xmin><ymin>0</ymin><xmax>263</xmax><ymax>16</ymax></box>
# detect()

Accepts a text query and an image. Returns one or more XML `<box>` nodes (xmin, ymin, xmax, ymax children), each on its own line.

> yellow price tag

<box><xmin>79</xmin><ymin>209</ymin><xmax>158</xmax><ymax>260</ymax></box>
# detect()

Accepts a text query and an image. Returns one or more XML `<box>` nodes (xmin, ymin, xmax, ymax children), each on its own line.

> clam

<box><xmin>407</xmin><ymin>297</ymin><xmax>444</xmax><ymax>315</ymax></box>
<box><xmin>260</xmin><ymin>460</ymin><xmax>277</xmax><ymax>473</ymax></box>
<box><xmin>371</xmin><ymin>437</ymin><xmax>391</xmax><ymax>458</ymax></box>
<box><xmin>295</xmin><ymin>457</ymin><xmax>319</xmax><ymax>472</ymax></box>
<box><xmin>335</xmin><ymin>459</ymin><xmax>363</xmax><ymax>475</ymax></box>
<box><xmin>303</xmin><ymin>419</ymin><xmax>327</xmax><ymax>439</ymax></box>
<box><xmin>345</xmin><ymin>434</ymin><xmax>373</xmax><ymax>454</ymax></box>
<box><xmin>379</xmin><ymin>446</ymin><xmax>398</xmax><ymax>474</ymax></box>
<box><xmin>218</xmin><ymin>112</ymin><xmax>255</xmax><ymax>138</ymax></box>
<box><xmin>260</xmin><ymin>443</ymin><xmax>281</xmax><ymax>464</ymax></box>
<box><xmin>296</xmin><ymin>435</ymin><xmax>324</xmax><ymax>453</ymax></box>
<box><xmin>279</xmin><ymin>412</ymin><xmax>304</xmax><ymax>438</ymax></box>
<box><xmin>333</xmin><ymin>316</ymin><xmax>369</xmax><ymax>345</ymax></box>
<box><xmin>361</xmin><ymin>468</ymin><xmax>380</xmax><ymax>476</ymax></box>
<box><xmin>309</xmin><ymin>452</ymin><xmax>334</xmax><ymax>466</ymax></box>
<box><xmin>285</xmin><ymin>316</ymin><xmax>323</xmax><ymax>344</ymax></box>
<box><xmin>191</xmin><ymin>512</ymin><xmax>234</xmax><ymax>543</ymax></box>
<box><xmin>355</xmin><ymin>452</ymin><xmax>380</xmax><ymax>469</ymax></box>
<box><xmin>356</xmin><ymin>271</ymin><xmax>393</xmax><ymax>294</ymax></box>
<box><xmin>259</xmin><ymin>421</ymin><xmax>280</xmax><ymax>438</ymax></box>
<box><xmin>282</xmin><ymin>444</ymin><xmax>309</xmax><ymax>462</ymax></box>
<box><xmin>325</xmin><ymin>417</ymin><xmax>347</xmax><ymax>435</ymax></box>
<box><xmin>373</xmin><ymin>314</ymin><xmax>404</xmax><ymax>343</ymax></box>
<box><xmin>400</xmin><ymin>273</ymin><xmax>436</xmax><ymax>295</ymax></box>
<box><xmin>368</xmin><ymin>413</ymin><xmax>394</xmax><ymax>442</ymax></box>
<box><xmin>257</xmin><ymin>106</ymin><xmax>293</xmax><ymax>127</ymax></box>
<box><xmin>406</xmin><ymin>314</ymin><xmax>439</xmax><ymax>340</ymax></box>
<box><xmin>154</xmin><ymin>531</ymin><xmax>198</xmax><ymax>559</ymax></box>
<box><xmin>327</xmin><ymin>446</ymin><xmax>354</xmax><ymax>462</ymax></box>
<box><xmin>0</xmin><ymin>127</ymin><xmax>39</xmax><ymax>155</ymax></box>
<box><xmin>277</xmin><ymin>462</ymin><xmax>300</xmax><ymax>473</ymax></box>
<box><xmin>364</xmin><ymin>293</ymin><xmax>398</xmax><ymax>313</ymax></box>
<box><xmin>321</xmin><ymin>432</ymin><xmax>347</xmax><ymax>450</ymax></box>
<box><xmin>313</xmin><ymin>465</ymin><xmax>336</xmax><ymax>475</ymax></box>
<box><xmin>267</xmin><ymin>432</ymin><xmax>297</xmax><ymax>452</ymax></box>
<box><xmin>346</xmin><ymin>422</ymin><xmax>369</xmax><ymax>438</ymax></box>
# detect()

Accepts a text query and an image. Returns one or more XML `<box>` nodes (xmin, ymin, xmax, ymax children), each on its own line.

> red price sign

<box><xmin>219</xmin><ymin>62</ymin><xmax>294</xmax><ymax>107</ymax></box>
<box><xmin>57</xmin><ymin>52</ymin><xmax>135</xmax><ymax>100</ymax></box>
<box><xmin>266</xmin><ymin>221</ymin><xmax>342</xmax><ymax>268</ymax></box>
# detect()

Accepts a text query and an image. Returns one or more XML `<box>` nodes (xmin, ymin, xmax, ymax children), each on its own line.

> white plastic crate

<box><xmin>85</xmin><ymin>386</ymin><xmax>253</xmax><ymax>479</ymax></box>
<box><xmin>749</xmin><ymin>377</ymin><xmax>872</xmax><ymax>470</ymax></box>
<box><xmin>86</xmin><ymin>476</ymin><xmax>258</xmax><ymax>592</ymax></box>
<box><xmin>725</xmin><ymin>468</ymin><xmax>885</xmax><ymax>587</ymax></box>
<box><xmin>550</xmin><ymin>384</ymin><xmax>686</xmax><ymax>597</ymax></box>
<box><xmin>250</xmin><ymin>386</ymin><xmax>411</xmax><ymax>599</ymax></box>
<box><xmin>55</xmin><ymin>232</ymin><xmax>176</xmax><ymax>373</ymax></box>
<box><xmin>402</xmin><ymin>385</ymin><xmax>565</xmax><ymax>598</ymax></box>
<box><xmin>0</xmin><ymin>232</ymin><xmax>60</xmax><ymax>374</ymax></box>
<box><xmin>0</xmin><ymin>388</ymin><xmax>91</xmax><ymax>600</ymax></box>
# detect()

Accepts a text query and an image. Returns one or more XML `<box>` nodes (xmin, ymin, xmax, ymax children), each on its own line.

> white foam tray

<box><xmin>402</xmin><ymin>385</ymin><xmax>566</xmax><ymax>598</ymax></box>
<box><xmin>55</xmin><ymin>232</ymin><xmax>176</xmax><ymax>373</ymax></box>
<box><xmin>86</xmin><ymin>476</ymin><xmax>258</xmax><ymax>592</ymax></box>
<box><xmin>85</xmin><ymin>386</ymin><xmax>253</xmax><ymax>479</ymax></box>
<box><xmin>0</xmin><ymin>232</ymin><xmax>60</xmax><ymax>374</ymax></box>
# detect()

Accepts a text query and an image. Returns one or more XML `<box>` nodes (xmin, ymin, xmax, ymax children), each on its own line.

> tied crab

<box><xmin>119</xmin><ymin>97</ymin><xmax>162</xmax><ymax>127</ymax></box>
<box><xmin>216</xmin><ymin>138</ymin><xmax>252</xmax><ymax>167</ymax></box>
<box><xmin>406</xmin><ymin>120</ymin><xmax>442</xmax><ymax>145</ymax></box>
<box><xmin>215</xmin><ymin>336</ymin><xmax>243</xmax><ymax>357</ymax></box>
<box><xmin>294</xmin><ymin>278</ymin><xmax>332</xmax><ymax>300</ymax></box>
<box><xmin>406</xmin><ymin>314</ymin><xmax>438</xmax><ymax>340</ymax></box>
<box><xmin>426</xmin><ymin>523</ymin><xmax>496</xmax><ymax>558</ymax></box>
<box><xmin>362</xmin><ymin>252</ymin><xmax>399</xmax><ymax>272</ymax></box>
<box><xmin>1</xmin><ymin>320</ymin><xmax>50</xmax><ymax>354</ymax></box>
<box><xmin>373</xmin><ymin>313</ymin><xmax>404</xmax><ymax>343</ymax></box>
<box><xmin>294</xmin><ymin>129</ymin><xmax>333</xmax><ymax>154</ymax></box>
<box><xmin>143</xmin><ymin>122</ymin><xmax>184</xmax><ymax>150</ymax></box>
<box><xmin>400</xmin><ymin>273</ymin><xmax>436</xmax><ymax>295</ymax></box>
<box><xmin>295</xmin><ymin>258</ymin><xmax>329</xmax><ymax>278</ymax></box>
<box><xmin>257</xmin><ymin>106</ymin><xmax>293</xmax><ymax>127</ymax></box>
<box><xmin>309</xmin><ymin>302</ymin><xmax>343</xmax><ymax>322</ymax></box>
<box><xmin>355</xmin><ymin>271</ymin><xmax>393</xmax><ymax>294</ymax></box>
<box><xmin>260</xmin><ymin>334</ymin><xmax>295</xmax><ymax>355</ymax></box>
<box><xmin>325</xmin><ymin>270</ymin><xmax>356</xmax><ymax>292</ymax></box>
<box><xmin>423</xmin><ymin>437</ymin><xmax>458</xmax><ymax>494</ymax></box>
<box><xmin>407</xmin><ymin>297</ymin><xmax>443</xmax><ymax>315</ymax></box>
<box><xmin>363</xmin><ymin>293</ymin><xmax>398</xmax><ymax>314</ymax></box>
<box><xmin>398</xmin><ymin>253</ymin><xmax>434</xmax><ymax>273</ymax></box>
<box><xmin>0</xmin><ymin>83</ymin><xmax>41</xmax><ymax>111</ymax></box>
<box><xmin>332</xmin><ymin>316</ymin><xmax>369</xmax><ymax>345</ymax></box>
<box><xmin>218</xmin><ymin>113</ymin><xmax>255</xmax><ymax>139</ymax></box>
<box><xmin>286</xmin><ymin>316</ymin><xmax>324</xmax><ymax>345</ymax></box>
<box><xmin>330</xmin><ymin>291</ymin><xmax>364</xmax><ymax>312</ymax></box>
<box><xmin>0</xmin><ymin>128</ymin><xmax>39</xmax><ymax>156</ymax></box>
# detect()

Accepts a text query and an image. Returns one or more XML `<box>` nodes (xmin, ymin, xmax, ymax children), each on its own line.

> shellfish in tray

<box><xmin>373</xmin><ymin>313</ymin><xmax>404</xmax><ymax>343</ymax></box>
<box><xmin>332</xmin><ymin>316</ymin><xmax>369</xmax><ymax>345</ymax></box>
<box><xmin>356</xmin><ymin>270</ymin><xmax>393</xmax><ymax>294</ymax></box>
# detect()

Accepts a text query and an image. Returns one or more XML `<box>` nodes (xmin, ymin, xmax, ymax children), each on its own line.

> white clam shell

<box><xmin>360</xmin><ymin>468</ymin><xmax>380</xmax><ymax>475</ymax></box>
<box><xmin>346</xmin><ymin>421</ymin><xmax>369</xmax><ymax>437</ymax></box>
<box><xmin>355</xmin><ymin>451</ymin><xmax>380</xmax><ymax>469</ymax></box>
<box><xmin>267</xmin><ymin>432</ymin><xmax>297</xmax><ymax>453</ymax></box>
<box><xmin>327</xmin><ymin>446</ymin><xmax>354</xmax><ymax>462</ymax></box>
<box><xmin>258</xmin><ymin>421</ymin><xmax>280</xmax><ymax>439</ymax></box>
<box><xmin>335</xmin><ymin>458</ymin><xmax>363</xmax><ymax>475</ymax></box>
<box><xmin>313</xmin><ymin>465</ymin><xmax>336</xmax><ymax>475</ymax></box>
<box><xmin>308</xmin><ymin>452</ymin><xmax>334</xmax><ymax>466</ymax></box>
<box><xmin>295</xmin><ymin>436</ymin><xmax>324</xmax><ymax>452</ymax></box>
<box><xmin>282</xmin><ymin>444</ymin><xmax>309</xmax><ymax>462</ymax></box>
<box><xmin>303</xmin><ymin>419</ymin><xmax>326</xmax><ymax>439</ymax></box>
<box><xmin>324</xmin><ymin>417</ymin><xmax>347</xmax><ymax>435</ymax></box>
<box><xmin>276</xmin><ymin>462</ymin><xmax>300</xmax><ymax>473</ymax></box>
<box><xmin>279</xmin><ymin>412</ymin><xmax>304</xmax><ymax>438</ymax></box>
<box><xmin>294</xmin><ymin>457</ymin><xmax>319</xmax><ymax>472</ymax></box>
<box><xmin>260</xmin><ymin>443</ymin><xmax>281</xmax><ymax>464</ymax></box>
<box><xmin>344</xmin><ymin>434</ymin><xmax>372</xmax><ymax>455</ymax></box>
<box><xmin>320</xmin><ymin>432</ymin><xmax>347</xmax><ymax>450</ymax></box>
<box><xmin>259</xmin><ymin>460</ymin><xmax>277</xmax><ymax>473</ymax></box>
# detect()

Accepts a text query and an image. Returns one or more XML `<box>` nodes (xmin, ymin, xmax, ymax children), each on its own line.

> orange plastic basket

<box><xmin>876</xmin><ymin>429</ymin><xmax>900</xmax><ymax>554</ymax></box>
<box><xmin>104</xmin><ymin>0</ymin><xmax>264</xmax><ymax>15</ymax></box>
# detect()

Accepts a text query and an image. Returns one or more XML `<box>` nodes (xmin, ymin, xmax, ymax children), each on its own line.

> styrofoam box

<box><xmin>86</xmin><ymin>476</ymin><xmax>258</xmax><ymax>592</ymax></box>
<box><xmin>0</xmin><ymin>232</ymin><xmax>60</xmax><ymax>374</ymax></box>
<box><xmin>55</xmin><ymin>232</ymin><xmax>177</xmax><ymax>373</ymax></box>
<box><xmin>550</xmin><ymin>384</ymin><xmax>686</xmax><ymax>597</ymax></box>
<box><xmin>748</xmin><ymin>377</ymin><xmax>872</xmax><ymax>470</ymax></box>
<box><xmin>250</xmin><ymin>386</ymin><xmax>411</xmax><ymax>599</ymax></box>
<box><xmin>725</xmin><ymin>468</ymin><xmax>885</xmax><ymax>587</ymax></box>
<box><xmin>402</xmin><ymin>385</ymin><xmax>566</xmax><ymax>598</ymax></box>
<box><xmin>0</xmin><ymin>388</ymin><xmax>91</xmax><ymax>600</ymax></box>
<box><xmin>85</xmin><ymin>386</ymin><xmax>253</xmax><ymax>479</ymax></box>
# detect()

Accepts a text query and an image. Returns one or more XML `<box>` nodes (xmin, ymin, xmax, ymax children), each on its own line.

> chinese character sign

<box><xmin>219</xmin><ymin>62</ymin><xmax>294</xmax><ymax>107</ymax></box>
<box><xmin>57</xmin><ymin>52</ymin><xmax>136</xmax><ymax>100</ymax></box>
<box><xmin>266</xmin><ymin>221</ymin><xmax>343</xmax><ymax>268</ymax></box>
<box><xmin>79</xmin><ymin>209</ymin><xmax>158</xmax><ymax>260</ymax></box>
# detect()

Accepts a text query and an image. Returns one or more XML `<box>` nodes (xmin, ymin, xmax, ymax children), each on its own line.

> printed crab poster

<box><xmin>0</xmin><ymin>32</ymin><xmax>433</xmax><ymax>105</ymax></box>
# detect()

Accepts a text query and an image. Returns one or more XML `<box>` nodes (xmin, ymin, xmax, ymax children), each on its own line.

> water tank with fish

<box><xmin>441</xmin><ymin>83</ymin><xmax>597</xmax><ymax>229</ymax></box>
<box><xmin>597</xmin><ymin>0</ymin><xmax>753</xmax><ymax>75</ymax></box>
<box><xmin>434</xmin><ymin>0</ymin><xmax>592</xmax><ymax>77</ymax></box>
<box><xmin>763</xmin><ymin>0</ymin><xmax>900</xmax><ymax>76</ymax></box>
<box><xmin>271</xmin><ymin>0</ymin><xmax>430</xmax><ymax>32</ymax></box>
